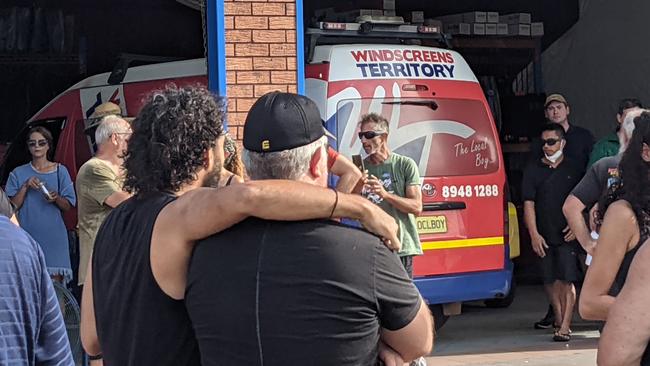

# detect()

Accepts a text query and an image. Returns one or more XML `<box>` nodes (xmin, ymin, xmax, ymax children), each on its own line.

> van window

<box><xmin>335</xmin><ymin>97</ymin><xmax>499</xmax><ymax>177</ymax></box>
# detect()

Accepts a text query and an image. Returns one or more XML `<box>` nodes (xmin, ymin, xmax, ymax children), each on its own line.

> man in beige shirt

<box><xmin>76</xmin><ymin>115</ymin><xmax>132</xmax><ymax>285</ymax></box>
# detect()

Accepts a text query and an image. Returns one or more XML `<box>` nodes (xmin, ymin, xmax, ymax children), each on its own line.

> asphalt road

<box><xmin>425</xmin><ymin>285</ymin><xmax>600</xmax><ymax>365</ymax></box>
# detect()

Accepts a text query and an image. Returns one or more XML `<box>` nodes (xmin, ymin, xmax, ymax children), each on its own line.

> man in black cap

<box><xmin>185</xmin><ymin>91</ymin><xmax>433</xmax><ymax>366</ymax></box>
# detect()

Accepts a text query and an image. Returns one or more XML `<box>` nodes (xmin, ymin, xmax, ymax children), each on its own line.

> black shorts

<box><xmin>540</xmin><ymin>242</ymin><xmax>583</xmax><ymax>284</ymax></box>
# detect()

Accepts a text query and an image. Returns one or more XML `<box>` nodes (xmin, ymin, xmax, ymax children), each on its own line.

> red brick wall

<box><xmin>224</xmin><ymin>0</ymin><xmax>298</xmax><ymax>141</ymax></box>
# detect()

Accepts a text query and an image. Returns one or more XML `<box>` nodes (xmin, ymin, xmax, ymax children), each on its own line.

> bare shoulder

<box><xmin>604</xmin><ymin>200</ymin><xmax>636</xmax><ymax>222</ymax></box>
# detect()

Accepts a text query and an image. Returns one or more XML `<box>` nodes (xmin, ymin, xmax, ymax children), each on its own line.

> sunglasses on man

<box><xmin>542</xmin><ymin>138</ymin><xmax>561</xmax><ymax>147</ymax></box>
<box><xmin>27</xmin><ymin>139</ymin><xmax>48</xmax><ymax>148</ymax></box>
<box><xmin>358</xmin><ymin>131</ymin><xmax>386</xmax><ymax>140</ymax></box>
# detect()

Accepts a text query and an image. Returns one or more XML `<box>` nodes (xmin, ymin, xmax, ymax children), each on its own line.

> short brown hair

<box><xmin>358</xmin><ymin>113</ymin><xmax>390</xmax><ymax>134</ymax></box>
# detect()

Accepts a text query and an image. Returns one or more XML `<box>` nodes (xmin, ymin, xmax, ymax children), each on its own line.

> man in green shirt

<box><xmin>360</xmin><ymin>113</ymin><xmax>423</xmax><ymax>278</ymax></box>
<box><xmin>588</xmin><ymin>98</ymin><xmax>642</xmax><ymax>167</ymax></box>
<box><xmin>76</xmin><ymin>115</ymin><xmax>132</xmax><ymax>286</ymax></box>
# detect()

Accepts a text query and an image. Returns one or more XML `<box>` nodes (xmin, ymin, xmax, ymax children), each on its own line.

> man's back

<box><xmin>0</xmin><ymin>217</ymin><xmax>73</xmax><ymax>365</ymax></box>
<box><xmin>186</xmin><ymin>218</ymin><xmax>421</xmax><ymax>366</ymax></box>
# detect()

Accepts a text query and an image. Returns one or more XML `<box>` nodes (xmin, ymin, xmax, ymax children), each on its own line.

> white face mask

<box><xmin>544</xmin><ymin>149</ymin><xmax>563</xmax><ymax>163</ymax></box>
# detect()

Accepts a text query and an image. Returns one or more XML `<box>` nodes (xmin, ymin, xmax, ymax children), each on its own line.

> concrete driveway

<box><xmin>426</xmin><ymin>285</ymin><xmax>600</xmax><ymax>365</ymax></box>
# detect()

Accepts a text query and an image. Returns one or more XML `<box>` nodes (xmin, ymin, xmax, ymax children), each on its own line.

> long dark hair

<box><xmin>27</xmin><ymin>126</ymin><xmax>55</xmax><ymax>161</ymax></box>
<box><xmin>597</xmin><ymin>112</ymin><xmax>650</xmax><ymax>237</ymax></box>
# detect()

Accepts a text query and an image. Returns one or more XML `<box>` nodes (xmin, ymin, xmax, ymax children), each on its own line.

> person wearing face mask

<box><xmin>522</xmin><ymin>123</ymin><xmax>583</xmax><ymax>342</ymax></box>
<box><xmin>529</xmin><ymin>94</ymin><xmax>595</xmax><ymax>172</ymax></box>
<box><xmin>531</xmin><ymin>94</ymin><xmax>595</xmax><ymax>330</ymax></box>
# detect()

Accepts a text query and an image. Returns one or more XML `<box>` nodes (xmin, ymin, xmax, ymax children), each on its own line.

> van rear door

<box><xmin>335</xmin><ymin>95</ymin><xmax>505</xmax><ymax>278</ymax></box>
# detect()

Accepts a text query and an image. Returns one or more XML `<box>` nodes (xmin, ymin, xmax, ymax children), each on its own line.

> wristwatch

<box><xmin>88</xmin><ymin>353</ymin><xmax>103</xmax><ymax>361</ymax></box>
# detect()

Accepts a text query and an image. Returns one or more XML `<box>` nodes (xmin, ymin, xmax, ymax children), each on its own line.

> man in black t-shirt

<box><xmin>523</xmin><ymin>123</ymin><xmax>582</xmax><ymax>342</ymax></box>
<box><xmin>530</xmin><ymin>93</ymin><xmax>595</xmax><ymax>329</ymax></box>
<box><xmin>186</xmin><ymin>92</ymin><xmax>433</xmax><ymax>366</ymax></box>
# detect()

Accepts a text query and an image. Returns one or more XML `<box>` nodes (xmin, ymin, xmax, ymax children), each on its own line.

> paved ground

<box><xmin>425</xmin><ymin>285</ymin><xmax>600</xmax><ymax>365</ymax></box>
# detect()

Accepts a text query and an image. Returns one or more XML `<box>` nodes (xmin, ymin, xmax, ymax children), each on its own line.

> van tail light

<box><xmin>402</xmin><ymin>84</ymin><xmax>429</xmax><ymax>92</ymax></box>
<box><xmin>417</xmin><ymin>25</ymin><xmax>440</xmax><ymax>34</ymax></box>
<box><xmin>322</xmin><ymin>22</ymin><xmax>346</xmax><ymax>30</ymax></box>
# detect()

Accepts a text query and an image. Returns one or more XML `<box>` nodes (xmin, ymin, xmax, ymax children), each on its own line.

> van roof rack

<box><xmin>306</xmin><ymin>21</ymin><xmax>451</xmax><ymax>63</ymax></box>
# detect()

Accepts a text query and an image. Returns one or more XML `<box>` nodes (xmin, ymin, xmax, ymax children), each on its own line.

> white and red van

<box><xmin>0</xmin><ymin>59</ymin><xmax>207</xmax><ymax>228</ymax></box>
<box><xmin>306</xmin><ymin>43</ymin><xmax>518</xmax><ymax>321</ymax></box>
<box><xmin>2</xmin><ymin>41</ymin><xmax>520</xmax><ymax>325</ymax></box>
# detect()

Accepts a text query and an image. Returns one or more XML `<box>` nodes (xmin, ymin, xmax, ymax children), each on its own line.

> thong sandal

<box><xmin>553</xmin><ymin>331</ymin><xmax>571</xmax><ymax>342</ymax></box>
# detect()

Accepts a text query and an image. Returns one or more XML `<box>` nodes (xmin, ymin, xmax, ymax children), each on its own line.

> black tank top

<box><xmin>92</xmin><ymin>192</ymin><xmax>200</xmax><ymax>366</ymax></box>
<box><xmin>609</xmin><ymin>232</ymin><xmax>650</xmax><ymax>365</ymax></box>
<box><xmin>610</xmin><ymin>234</ymin><xmax>648</xmax><ymax>296</ymax></box>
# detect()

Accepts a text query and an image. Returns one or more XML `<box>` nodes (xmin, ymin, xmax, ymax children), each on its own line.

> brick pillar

<box><xmin>224</xmin><ymin>0</ymin><xmax>298</xmax><ymax>141</ymax></box>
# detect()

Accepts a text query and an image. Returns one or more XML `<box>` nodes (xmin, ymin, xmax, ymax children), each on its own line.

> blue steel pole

<box><xmin>295</xmin><ymin>0</ymin><xmax>305</xmax><ymax>95</ymax></box>
<box><xmin>206</xmin><ymin>0</ymin><xmax>226</xmax><ymax>96</ymax></box>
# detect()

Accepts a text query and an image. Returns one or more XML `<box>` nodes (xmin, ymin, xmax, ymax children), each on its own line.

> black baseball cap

<box><xmin>243</xmin><ymin>92</ymin><xmax>334</xmax><ymax>153</ymax></box>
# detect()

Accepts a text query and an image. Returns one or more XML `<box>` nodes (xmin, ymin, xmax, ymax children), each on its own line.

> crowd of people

<box><xmin>1</xmin><ymin>86</ymin><xmax>650</xmax><ymax>365</ymax></box>
<box><xmin>522</xmin><ymin>94</ymin><xmax>650</xmax><ymax>364</ymax></box>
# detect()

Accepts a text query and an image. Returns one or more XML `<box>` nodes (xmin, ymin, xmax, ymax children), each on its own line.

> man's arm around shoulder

<box><xmin>151</xmin><ymin>180</ymin><xmax>402</xmax><ymax>300</ymax></box>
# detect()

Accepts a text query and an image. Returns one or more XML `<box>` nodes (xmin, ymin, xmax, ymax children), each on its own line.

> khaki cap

<box><xmin>90</xmin><ymin>102</ymin><xmax>122</xmax><ymax>118</ymax></box>
<box><xmin>544</xmin><ymin>94</ymin><xmax>568</xmax><ymax>107</ymax></box>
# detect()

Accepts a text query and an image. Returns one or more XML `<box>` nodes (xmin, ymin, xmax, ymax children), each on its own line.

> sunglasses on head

<box><xmin>358</xmin><ymin>131</ymin><xmax>386</xmax><ymax>140</ymax></box>
<box><xmin>27</xmin><ymin>139</ymin><xmax>48</xmax><ymax>148</ymax></box>
<box><xmin>542</xmin><ymin>138</ymin><xmax>560</xmax><ymax>147</ymax></box>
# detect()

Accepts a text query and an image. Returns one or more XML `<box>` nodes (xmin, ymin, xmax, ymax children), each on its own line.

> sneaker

<box><xmin>533</xmin><ymin>305</ymin><xmax>555</xmax><ymax>329</ymax></box>
<box><xmin>410</xmin><ymin>357</ymin><xmax>427</xmax><ymax>366</ymax></box>
<box><xmin>534</xmin><ymin>317</ymin><xmax>554</xmax><ymax>329</ymax></box>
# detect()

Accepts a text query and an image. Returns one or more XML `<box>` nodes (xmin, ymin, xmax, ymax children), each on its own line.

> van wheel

<box><xmin>485</xmin><ymin>280</ymin><xmax>516</xmax><ymax>308</ymax></box>
<box><xmin>429</xmin><ymin>304</ymin><xmax>449</xmax><ymax>331</ymax></box>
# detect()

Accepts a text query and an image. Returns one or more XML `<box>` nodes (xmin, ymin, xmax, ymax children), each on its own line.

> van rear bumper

<box><xmin>414</xmin><ymin>259</ymin><xmax>513</xmax><ymax>305</ymax></box>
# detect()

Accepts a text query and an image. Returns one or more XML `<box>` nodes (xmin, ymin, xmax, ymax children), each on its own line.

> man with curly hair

<box><xmin>80</xmin><ymin>86</ymin><xmax>400</xmax><ymax>366</ymax></box>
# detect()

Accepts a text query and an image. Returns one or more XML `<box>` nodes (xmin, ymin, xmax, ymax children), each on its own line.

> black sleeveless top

<box><xmin>609</xmin><ymin>232</ymin><xmax>650</xmax><ymax>365</ymax></box>
<box><xmin>609</xmin><ymin>234</ymin><xmax>647</xmax><ymax>297</ymax></box>
<box><xmin>92</xmin><ymin>192</ymin><xmax>200</xmax><ymax>366</ymax></box>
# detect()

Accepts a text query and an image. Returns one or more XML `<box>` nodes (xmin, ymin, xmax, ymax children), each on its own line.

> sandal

<box><xmin>553</xmin><ymin>325</ymin><xmax>572</xmax><ymax>334</ymax></box>
<box><xmin>553</xmin><ymin>331</ymin><xmax>571</xmax><ymax>342</ymax></box>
